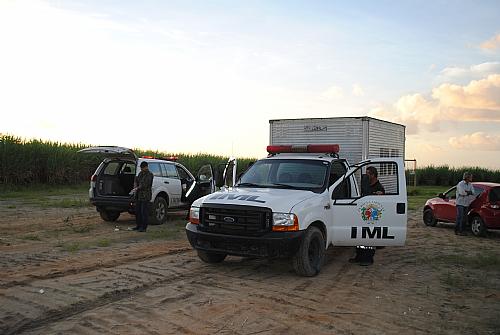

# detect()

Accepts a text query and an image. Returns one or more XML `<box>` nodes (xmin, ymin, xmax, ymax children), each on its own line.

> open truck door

<box><xmin>185</xmin><ymin>164</ymin><xmax>216</xmax><ymax>204</ymax></box>
<box><xmin>329</xmin><ymin>157</ymin><xmax>407</xmax><ymax>247</ymax></box>
<box><xmin>78</xmin><ymin>146</ymin><xmax>137</xmax><ymax>160</ymax></box>
<box><xmin>215</xmin><ymin>157</ymin><xmax>237</xmax><ymax>189</ymax></box>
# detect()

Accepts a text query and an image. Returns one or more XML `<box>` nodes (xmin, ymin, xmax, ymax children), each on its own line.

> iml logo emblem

<box><xmin>223</xmin><ymin>217</ymin><xmax>235</xmax><ymax>223</ymax></box>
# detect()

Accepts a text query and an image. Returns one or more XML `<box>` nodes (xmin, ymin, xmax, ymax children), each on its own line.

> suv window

<box><xmin>148</xmin><ymin>162</ymin><xmax>162</xmax><ymax>177</ymax></box>
<box><xmin>120</xmin><ymin>163</ymin><xmax>136</xmax><ymax>175</ymax></box>
<box><xmin>104</xmin><ymin>162</ymin><xmax>120</xmax><ymax>175</ymax></box>
<box><xmin>162</xmin><ymin>163</ymin><xmax>179</xmax><ymax>178</ymax></box>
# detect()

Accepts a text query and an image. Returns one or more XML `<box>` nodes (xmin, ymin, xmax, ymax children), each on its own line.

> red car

<box><xmin>423</xmin><ymin>182</ymin><xmax>500</xmax><ymax>236</ymax></box>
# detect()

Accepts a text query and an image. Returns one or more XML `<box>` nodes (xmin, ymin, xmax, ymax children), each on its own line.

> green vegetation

<box><xmin>145</xmin><ymin>222</ymin><xmax>185</xmax><ymax>240</ymax></box>
<box><xmin>410</xmin><ymin>165</ymin><xmax>500</xmax><ymax>186</ymax></box>
<box><xmin>0</xmin><ymin>183</ymin><xmax>88</xmax><ymax>200</ymax></box>
<box><xmin>0</xmin><ymin>135</ymin><xmax>257</xmax><ymax>188</ymax></box>
<box><xmin>434</xmin><ymin>251</ymin><xmax>500</xmax><ymax>271</ymax></box>
<box><xmin>61</xmin><ymin>242</ymin><xmax>82</xmax><ymax>253</ymax></box>
<box><xmin>97</xmin><ymin>238</ymin><xmax>111</xmax><ymax>247</ymax></box>
<box><xmin>407</xmin><ymin>186</ymin><xmax>445</xmax><ymax>210</ymax></box>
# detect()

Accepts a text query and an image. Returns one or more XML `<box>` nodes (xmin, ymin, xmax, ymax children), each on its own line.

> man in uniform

<box><xmin>131</xmin><ymin>161</ymin><xmax>154</xmax><ymax>232</ymax></box>
<box><xmin>366</xmin><ymin>166</ymin><xmax>385</xmax><ymax>195</ymax></box>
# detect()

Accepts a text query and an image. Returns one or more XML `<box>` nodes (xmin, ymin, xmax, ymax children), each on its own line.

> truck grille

<box><xmin>199</xmin><ymin>205</ymin><xmax>272</xmax><ymax>236</ymax></box>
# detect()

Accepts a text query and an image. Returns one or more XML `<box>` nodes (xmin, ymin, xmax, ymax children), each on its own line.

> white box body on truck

<box><xmin>186</xmin><ymin>143</ymin><xmax>407</xmax><ymax>276</ymax></box>
<box><xmin>270</xmin><ymin>116</ymin><xmax>405</xmax><ymax>163</ymax></box>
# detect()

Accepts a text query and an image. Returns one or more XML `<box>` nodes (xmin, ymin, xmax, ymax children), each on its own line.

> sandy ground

<box><xmin>1</xmin><ymin>195</ymin><xmax>499</xmax><ymax>335</ymax></box>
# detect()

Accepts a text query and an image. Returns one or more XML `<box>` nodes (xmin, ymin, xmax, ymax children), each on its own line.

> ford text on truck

<box><xmin>186</xmin><ymin>144</ymin><xmax>407</xmax><ymax>276</ymax></box>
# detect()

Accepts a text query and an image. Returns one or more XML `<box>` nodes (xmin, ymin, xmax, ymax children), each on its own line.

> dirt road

<box><xmin>1</xmin><ymin>196</ymin><xmax>499</xmax><ymax>334</ymax></box>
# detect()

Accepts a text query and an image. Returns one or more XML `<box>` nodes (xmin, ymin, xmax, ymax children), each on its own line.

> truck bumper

<box><xmin>185</xmin><ymin>223</ymin><xmax>305</xmax><ymax>258</ymax></box>
<box><xmin>90</xmin><ymin>197</ymin><xmax>135</xmax><ymax>214</ymax></box>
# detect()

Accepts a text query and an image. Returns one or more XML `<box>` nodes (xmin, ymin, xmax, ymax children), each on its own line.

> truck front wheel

<box><xmin>292</xmin><ymin>226</ymin><xmax>325</xmax><ymax>277</ymax></box>
<box><xmin>197</xmin><ymin>250</ymin><xmax>227</xmax><ymax>263</ymax></box>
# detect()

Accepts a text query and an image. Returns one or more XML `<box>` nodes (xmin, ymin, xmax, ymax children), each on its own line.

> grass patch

<box><xmin>0</xmin><ymin>183</ymin><xmax>88</xmax><ymax>200</ymax></box>
<box><xmin>407</xmin><ymin>186</ymin><xmax>447</xmax><ymax>210</ymax></box>
<box><xmin>146</xmin><ymin>223</ymin><xmax>185</xmax><ymax>240</ymax></box>
<box><xmin>419</xmin><ymin>251</ymin><xmax>500</xmax><ymax>271</ymax></box>
<box><xmin>97</xmin><ymin>238</ymin><xmax>111</xmax><ymax>247</ymax></box>
<box><xmin>61</xmin><ymin>242</ymin><xmax>82</xmax><ymax>253</ymax></box>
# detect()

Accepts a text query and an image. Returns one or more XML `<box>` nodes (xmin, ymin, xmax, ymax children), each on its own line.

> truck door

<box><xmin>184</xmin><ymin>164</ymin><xmax>216</xmax><ymax>204</ymax></box>
<box><xmin>329</xmin><ymin>158</ymin><xmax>407</xmax><ymax>247</ymax></box>
<box><xmin>215</xmin><ymin>157</ymin><xmax>237</xmax><ymax>189</ymax></box>
<box><xmin>161</xmin><ymin>163</ymin><xmax>182</xmax><ymax>207</ymax></box>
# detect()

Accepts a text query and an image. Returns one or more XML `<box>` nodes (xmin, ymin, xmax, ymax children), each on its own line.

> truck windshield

<box><xmin>237</xmin><ymin>159</ymin><xmax>329</xmax><ymax>192</ymax></box>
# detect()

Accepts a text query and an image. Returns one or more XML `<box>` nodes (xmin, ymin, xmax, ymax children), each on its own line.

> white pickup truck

<box><xmin>186</xmin><ymin>144</ymin><xmax>407</xmax><ymax>276</ymax></box>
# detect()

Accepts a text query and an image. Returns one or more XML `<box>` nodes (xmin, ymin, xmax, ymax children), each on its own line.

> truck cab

<box><xmin>186</xmin><ymin>144</ymin><xmax>407</xmax><ymax>276</ymax></box>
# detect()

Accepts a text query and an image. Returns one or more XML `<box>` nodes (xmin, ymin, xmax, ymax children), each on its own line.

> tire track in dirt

<box><xmin>0</xmin><ymin>251</ymin><xmax>209</xmax><ymax>335</ymax></box>
<box><xmin>0</xmin><ymin>243</ymin><xmax>191</xmax><ymax>289</ymax></box>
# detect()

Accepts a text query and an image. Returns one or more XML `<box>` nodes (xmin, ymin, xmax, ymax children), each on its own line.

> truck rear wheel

<box><xmin>150</xmin><ymin>196</ymin><xmax>168</xmax><ymax>225</ymax></box>
<box><xmin>99</xmin><ymin>210</ymin><xmax>120</xmax><ymax>222</ymax></box>
<box><xmin>197</xmin><ymin>250</ymin><xmax>227</xmax><ymax>263</ymax></box>
<box><xmin>292</xmin><ymin>226</ymin><xmax>325</xmax><ymax>277</ymax></box>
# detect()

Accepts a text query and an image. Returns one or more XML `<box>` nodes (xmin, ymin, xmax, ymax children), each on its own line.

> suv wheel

<box><xmin>99</xmin><ymin>210</ymin><xmax>120</xmax><ymax>222</ymax></box>
<box><xmin>423</xmin><ymin>208</ymin><xmax>437</xmax><ymax>227</ymax></box>
<box><xmin>150</xmin><ymin>196</ymin><xmax>168</xmax><ymax>225</ymax></box>
<box><xmin>470</xmin><ymin>216</ymin><xmax>486</xmax><ymax>237</ymax></box>
<box><xmin>292</xmin><ymin>226</ymin><xmax>325</xmax><ymax>277</ymax></box>
<box><xmin>197</xmin><ymin>250</ymin><xmax>227</xmax><ymax>263</ymax></box>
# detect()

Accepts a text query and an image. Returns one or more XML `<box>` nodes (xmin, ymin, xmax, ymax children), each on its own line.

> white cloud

<box><xmin>437</xmin><ymin>62</ymin><xmax>500</xmax><ymax>83</ymax></box>
<box><xmin>352</xmin><ymin>84</ymin><xmax>364</xmax><ymax>97</ymax></box>
<box><xmin>370</xmin><ymin>73</ymin><xmax>500</xmax><ymax>134</ymax></box>
<box><xmin>320</xmin><ymin>86</ymin><xmax>344</xmax><ymax>100</ymax></box>
<box><xmin>480</xmin><ymin>33</ymin><xmax>500</xmax><ymax>50</ymax></box>
<box><xmin>432</xmin><ymin>74</ymin><xmax>500</xmax><ymax>113</ymax></box>
<box><xmin>449</xmin><ymin>132</ymin><xmax>500</xmax><ymax>151</ymax></box>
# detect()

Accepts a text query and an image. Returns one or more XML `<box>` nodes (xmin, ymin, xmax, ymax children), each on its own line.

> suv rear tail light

<box><xmin>91</xmin><ymin>175</ymin><xmax>97</xmax><ymax>182</ymax></box>
<box><xmin>267</xmin><ymin>144</ymin><xmax>340</xmax><ymax>154</ymax></box>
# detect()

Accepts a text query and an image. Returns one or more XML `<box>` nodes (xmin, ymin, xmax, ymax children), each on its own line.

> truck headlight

<box><xmin>272</xmin><ymin>213</ymin><xmax>299</xmax><ymax>231</ymax></box>
<box><xmin>189</xmin><ymin>206</ymin><xmax>200</xmax><ymax>224</ymax></box>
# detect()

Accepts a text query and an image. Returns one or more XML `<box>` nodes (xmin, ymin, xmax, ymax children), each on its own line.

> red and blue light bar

<box><xmin>267</xmin><ymin>144</ymin><xmax>340</xmax><ymax>154</ymax></box>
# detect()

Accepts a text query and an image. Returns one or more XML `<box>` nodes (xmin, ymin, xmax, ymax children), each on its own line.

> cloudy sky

<box><xmin>1</xmin><ymin>0</ymin><xmax>499</xmax><ymax>168</ymax></box>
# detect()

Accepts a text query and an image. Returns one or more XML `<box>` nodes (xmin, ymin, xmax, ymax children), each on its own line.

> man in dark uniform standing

<box><xmin>366</xmin><ymin>166</ymin><xmax>385</xmax><ymax>195</ymax></box>
<box><xmin>349</xmin><ymin>166</ymin><xmax>385</xmax><ymax>266</ymax></box>
<box><xmin>131</xmin><ymin>161</ymin><xmax>154</xmax><ymax>232</ymax></box>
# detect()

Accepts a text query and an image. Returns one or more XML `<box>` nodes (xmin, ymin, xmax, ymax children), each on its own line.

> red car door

<box><xmin>440</xmin><ymin>187</ymin><xmax>457</xmax><ymax>222</ymax></box>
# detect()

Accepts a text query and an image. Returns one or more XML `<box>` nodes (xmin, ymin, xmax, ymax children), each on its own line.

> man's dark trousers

<box><xmin>136</xmin><ymin>200</ymin><xmax>149</xmax><ymax>231</ymax></box>
<box><xmin>455</xmin><ymin>205</ymin><xmax>467</xmax><ymax>233</ymax></box>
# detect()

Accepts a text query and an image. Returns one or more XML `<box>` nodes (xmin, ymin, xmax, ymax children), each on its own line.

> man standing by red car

<box><xmin>455</xmin><ymin>172</ymin><xmax>475</xmax><ymax>235</ymax></box>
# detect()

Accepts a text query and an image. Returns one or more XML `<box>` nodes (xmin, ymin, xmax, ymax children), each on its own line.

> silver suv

<box><xmin>79</xmin><ymin>146</ymin><xmax>220</xmax><ymax>224</ymax></box>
